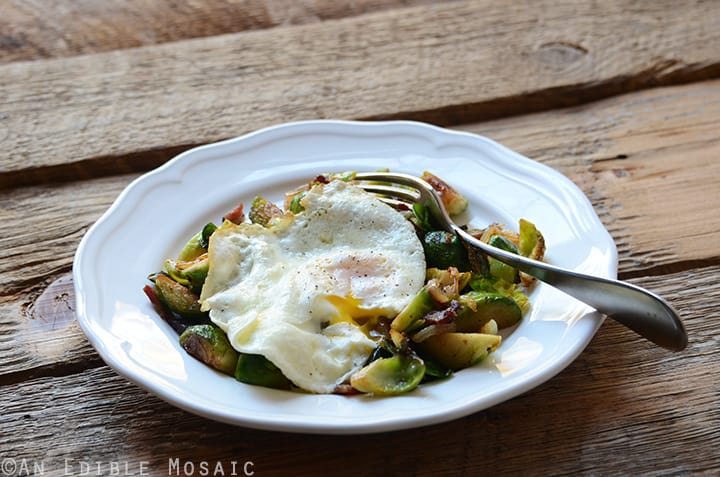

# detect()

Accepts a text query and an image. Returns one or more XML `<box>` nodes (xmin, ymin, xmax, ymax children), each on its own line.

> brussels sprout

<box><xmin>174</xmin><ymin>222</ymin><xmax>216</xmax><ymax>262</ymax></box>
<box><xmin>417</xmin><ymin>332</ymin><xmax>501</xmax><ymax>371</ymax></box>
<box><xmin>163</xmin><ymin>254</ymin><xmax>209</xmax><ymax>294</ymax></box>
<box><xmin>421</xmin><ymin>171</ymin><xmax>468</xmax><ymax>216</ymax></box>
<box><xmin>350</xmin><ymin>355</ymin><xmax>425</xmax><ymax>395</ymax></box>
<box><xmin>412</xmin><ymin>202</ymin><xmax>436</xmax><ymax>231</ymax></box>
<box><xmin>179</xmin><ymin>324</ymin><xmax>239</xmax><ymax>375</ymax></box>
<box><xmin>234</xmin><ymin>354</ymin><xmax>293</xmax><ymax>390</ymax></box>
<box><xmin>200</xmin><ymin>222</ymin><xmax>217</xmax><ymax>248</ymax></box>
<box><xmin>468</xmin><ymin>276</ymin><xmax>530</xmax><ymax>315</ymax></box>
<box><xmin>391</xmin><ymin>283</ymin><xmax>440</xmax><ymax>332</ymax></box>
<box><xmin>423</xmin><ymin>230</ymin><xmax>470</xmax><ymax>271</ymax></box>
<box><xmin>367</xmin><ymin>339</ymin><xmax>395</xmax><ymax>362</ymax></box>
<box><xmin>153</xmin><ymin>274</ymin><xmax>206</xmax><ymax>319</ymax></box>
<box><xmin>288</xmin><ymin>191</ymin><xmax>307</xmax><ymax>214</ymax></box>
<box><xmin>177</xmin><ymin>233</ymin><xmax>204</xmax><ymax>262</ymax></box>
<box><xmin>456</xmin><ymin>291</ymin><xmax>522</xmax><ymax>331</ymax></box>
<box><xmin>143</xmin><ymin>284</ymin><xmax>190</xmax><ymax>334</ymax></box>
<box><xmin>518</xmin><ymin>219</ymin><xmax>546</xmax><ymax>286</ymax></box>
<box><xmin>422</xmin><ymin>358</ymin><xmax>453</xmax><ymax>381</ymax></box>
<box><xmin>519</xmin><ymin>219</ymin><xmax>543</xmax><ymax>258</ymax></box>
<box><xmin>249</xmin><ymin>197</ymin><xmax>284</xmax><ymax>226</ymax></box>
<box><xmin>426</xmin><ymin>267</ymin><xmax>472</xmax><ymax>299</ymax></box>
<box><xmin>487</xmin><ymin>235</ymin><xmax>520</xmax><ymax>283</ymax></box>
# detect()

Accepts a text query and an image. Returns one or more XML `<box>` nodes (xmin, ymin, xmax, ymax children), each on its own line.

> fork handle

<box><xmin>454</xmin><ymin>226</ymin><xmax>688</xmax><ymax>351</ymax></box>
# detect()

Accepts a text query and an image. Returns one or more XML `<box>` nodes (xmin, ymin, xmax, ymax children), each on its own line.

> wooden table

<box><xmin>2</xmin><ymin>1</ymin><xmax>719</xmax><ymax>475</ymax></box>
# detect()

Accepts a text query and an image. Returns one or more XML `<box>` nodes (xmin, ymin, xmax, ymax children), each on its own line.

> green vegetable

<box><xmin>163</xmin><ymin>254</ymin><xmax>209</xmax><ymax>294</ymax></box>
<box><xmin>177</xmin><ymin>232</ymin><xmax>205</xmax><ymax>262</ymax></box>
<box><xmin>518</xmin><ymin>219</ymin><xmax>546</xmax><ymax>286</ymax></box>
<box><xmin>412</xmin><ymin>202</ymin><xmax>436</xmax><ymax>231</ymax></box>
<box><xmin>421</xmin><ymin>171</ymin><xmax>468</xmax><ymax>216</ymax></box>
<box><xmin>519</xmin><ymin>219</ymin><xmax>542</xmax><ymax>257</ymax></box>
<box><xmin>179</xmin><ymin>324</ymin><xmax>238</xmax><ymax>375</ymax></box>
<box><xmin>350</xmin><ymin>355</ymin><xmax>425</xmax><ymax>395</ymax></box>
<box><xmin>391</xmin><ymin>285</ymin><xmax>437</xmax><ymax>332</ymax></box>
<box><xmin>153</xmin><ymin>274</ymin><xmax>206</xmax><ymax>318</ymax></box>
<box><xmin>422</xmin><ymin>358</ymin><xmax>453</xmax><ymax>381</ymax></box>
<box><xmin>426</xmin><ymin>267</ymin><xmax>472</xmax><ymax>298</ymax></box>
<box><xmin>199</xmin><ymin>222</ymin><xmax>217</xmax><ymax>249</ymax></box>
<box><xmin>468</xmin><ymin>276</ymin><xmax>530</xmax><ymax>315</ymax></box>
<box><xmin>423</xmin><ymin>230</ymin><xmax>470</xmax><ymax>271</ymax></box>
<box><xmin>487</xmin><ymin>235</ymin><xmax>519</xmax><ymax>283</ymax></box>
<box><xmin>417</xmin><ymin>332</ymin><xmax>501</xmax><ymax>371</ymax></box>
<box><xmin>234</xmin><ymin>354</ymin><xmax>293</xmax><ymax>390</ymax></box>
<box><xmin>325</xmin><ymin>170</ymin><xmax>357</xmax><ymax>182</ymax></box>
<box><xmin>456</xmin><ymin>291</ymin><xmax>522</xmax><ymax>331</ymax></box>
<box><xmin>288</xmin><ymin>191</ymin><xmax>306</xmax><ymax>214</ymax></box>
<box><xmin>174</xmin><ymin>222</ymin><xmax>215</xmax><ymax>273</ymax></box>
<box><xmin>249</xmin><ymin>197</ymin><xmax>284</xmax><ymax>226</ymax></box>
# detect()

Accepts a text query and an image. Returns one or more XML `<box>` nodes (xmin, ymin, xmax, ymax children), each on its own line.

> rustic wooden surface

<box><xmin>1</xmin><ymin>1</ymin><xmax>718</xmax><ymax>476</ymax></box>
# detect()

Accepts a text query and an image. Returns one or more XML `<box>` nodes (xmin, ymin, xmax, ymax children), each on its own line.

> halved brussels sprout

<box><xmin>350</xmin><ymin>355</ymin><xmax>425</xmax><ymax>395</ymax></box>
<box><xmin>456</xmin><ymin>291</ymin><xmax>522</xmax><ymax>331</ymax></box>
<box><xmin>177</xmin><ymin>222</ymin><xmax>216</xmax><ymax>261</ymax></box>
<box><xmin>487</xmin><ymin>235</ymin><xmax>520</xmax><ymax>283</ymax></box>
<box><xmin>234</xmin><ymin>354</ymin><xmax>293</xmax><ymax>390</ymax></box>
<box><xmin>423</xmin><ymin>230</ymin><xmax>470</xmax><ymax>271</ymax></box>
<box><xmin>163</xmin><ymin>254</ymin><xmax>209</xmax><ymax>294</ymax></box>
<box><xmin>426</xmin><ymin>267</ymin><xmax>472</xmax><ymax>299</ymax></box>
<box><xmin>179</xmin><ymin>324</ymin><xmax>238</xmax><ymax>375</ymax></box>
<box><xmin>391</xmin><ymin>282</ymin><xmax>446</xmax><ymax>332</ymax></box>
<box><xmin>417</xmin><ymin>332</ymin><xmax>501</xmax><ymax>371</ymax></box>
<box><xmin>518</xmin><ymin>219</ymin><xmax>546</xmax><ymax>286</ymax></box>
<box><xmin>249</xmin><ymin>197</ymin><xmax>284</xmax><ymax>226</ymax></box>
<box><xmin>153</xmin><ymin>274</ymin><xmax>205</xmax><ymax>318</ymax></box>
<box><xmin>421</xmin><ymin>171</ymin><xmax>468</xmax><ymax>216</ymax></box>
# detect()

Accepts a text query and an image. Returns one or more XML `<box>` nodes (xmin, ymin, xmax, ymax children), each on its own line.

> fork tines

<box><xmin>353</xmin><ymin>173</ymin><xmax>421</xmax><ymax>210</ymax></box>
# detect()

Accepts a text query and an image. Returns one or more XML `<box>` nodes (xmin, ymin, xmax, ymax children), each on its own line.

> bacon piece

<box><xmin>222</xmin><ymin>202</ymin><xmax>245</xmax><ymax>224</ymax></box>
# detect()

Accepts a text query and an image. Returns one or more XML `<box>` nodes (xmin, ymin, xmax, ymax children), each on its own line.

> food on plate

<box><xmin>144</xmin><ymin>171</ymin><xmax>546</xmax><ymax>395</ymax></box>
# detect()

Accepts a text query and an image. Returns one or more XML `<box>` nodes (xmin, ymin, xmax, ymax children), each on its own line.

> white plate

<box><xmin>73</xmin><ymin>120</ymin><xmax>616</xmax><ymax>434</ymax></box>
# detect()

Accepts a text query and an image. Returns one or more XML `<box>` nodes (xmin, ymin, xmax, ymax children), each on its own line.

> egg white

<box><xmin>199</xmin><ymin>180</ymin><xmax>426</xmax><ymax>393</ymax></box>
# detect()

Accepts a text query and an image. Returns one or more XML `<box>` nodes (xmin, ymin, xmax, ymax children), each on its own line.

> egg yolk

<box><xmin>322</xmin><ymin>295</ymin><xmax>383</xmax><ymax>334</ymax></box>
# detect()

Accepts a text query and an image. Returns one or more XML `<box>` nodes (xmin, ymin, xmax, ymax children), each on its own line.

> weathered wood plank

<box><xmin>0</xmin><ymin>0</ymin><xmax>439</xmax><ymax>63</ymax></box>
<box><xmin>2</xmin><ymin>0</ymin><xmax>720</xmax><ymax>185</ymax></box>
<box><xmin>460</xmin><ymin>80</ymin><xmax>720</xmax><ymax>272</ymax></box>
<box><xmin>2</xmin><ymin>266</ymin><xmax>717</xmax><ymax>476</ymax></box>
<box><xmin>2</xmin><ymin>80</ymin><xmax>718</xmax><ymax>378</ymax></box>
<box><xmin>0</xmin><ymin>176</ymin><xmax>134</xmax><ymax>380</ymax></box>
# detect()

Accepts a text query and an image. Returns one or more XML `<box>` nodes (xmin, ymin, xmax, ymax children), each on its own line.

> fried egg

<box><xmin>199</xmin><ymin>180</ymin><xmax>426</xmax><ymax>393</ymax></box>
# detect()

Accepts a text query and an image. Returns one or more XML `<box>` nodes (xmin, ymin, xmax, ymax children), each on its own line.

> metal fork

<box><xmin>355</xmin><ymin>171</ymin><xmax>688</xmax><ymax>351</ymax></box>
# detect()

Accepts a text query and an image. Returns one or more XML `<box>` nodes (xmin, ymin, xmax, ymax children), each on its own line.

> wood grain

<box><xmin>3</xmin><ymin>80</ymin><xmax>719</xmax><ymax>379</ymax></box>
<box><xmin>2</xmin><ymin>1</ymin><xmax>718</xmax><ymax>475</ymax></box>
<box><xmin>2</xmin><ymin>266</ymin><xmax>717</xmax><ymax>476</ymax></box>
<box><xmin>2</xmin><ymin>0</ymin><xmax>720</xmax><ymax>186</ymax></box>
<box><xmin>460</xmin><ymin>80</ymin><xmax>720</xmax><ymax>273</ymax></box>
<box><xmin>0</xmin><ymin>0</ymin><xmax>438</xmax><ymax>63</ymax></box>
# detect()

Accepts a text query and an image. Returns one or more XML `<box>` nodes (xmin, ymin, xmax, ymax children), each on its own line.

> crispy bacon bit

<box><xmin>223</xmin><ymin>202</ymin><xmax>245</xmax><ymax>224</ymax></box>
<box><xmin>313</xmin><ymin>174</ymin><xmax>330</xmax><ymax>184</ymax></box>
<box><xmin>423</xmin><ymin>300</ymin><xmax>462</xmax><ymax>325</ymax></box>
<box><xmin>143</xmin><ymin>283</ymin><xmax>161</xmax><ymax>306</ymax></box>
